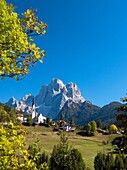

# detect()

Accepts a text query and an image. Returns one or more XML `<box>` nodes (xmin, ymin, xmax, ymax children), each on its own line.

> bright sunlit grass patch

<box><xmin>23</xmin><ymin>125</ymin><xmax>119</xmax><ymax>170</ymax></box>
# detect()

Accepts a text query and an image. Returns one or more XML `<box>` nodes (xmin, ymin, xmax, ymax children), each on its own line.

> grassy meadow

<box><xmin>23</xmin><ymin>125</ymin><xmax>120</xmax><ymax>170</ymax></box>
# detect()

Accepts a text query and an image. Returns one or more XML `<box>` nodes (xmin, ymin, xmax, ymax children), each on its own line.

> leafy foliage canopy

<box><xmin>0</xmin><ymin>0</ymin><xmax>47</xmax><ymax>80</ymax></box>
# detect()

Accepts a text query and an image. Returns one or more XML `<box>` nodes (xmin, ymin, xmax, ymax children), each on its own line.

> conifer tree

<box><xmin>94</xmin><ymin>153</ymin><xmax>106</xmax><ymax>170</ymax></box>
<box><xmin>27</xmin><ymin>116</ymin><xmax>33</xmax><ymax>126</ymax></box>
<box><xmin>91</xmin><ymin>121</ymin><xmax>97</xmax><ymax>136</ymax></box>
<box><xmin>70</xmin><ymin>116</ymin><xmax>75</xmax><ymax>125</ymax></box>
<box><xmin>116</xmin><ymin>96</ymin><xmax>127</xmax><ymax>152</ymax></box>
<box><xmin>105</xmin><ymin>154</ymin><xmax>115</xmax><ymax>170</ymax></box>
<box><xmin>94</xmin><ymin>153</ymin><xmax>127</xmax><ymax>170</ymax></box>
<box><xmin>123</xmin><ymin>155</ymin><xmax>127</xmax><ymax>169</ymax></box>
<box><xmin>50</xmin><ymin>132</ymin><xmax>85</xmax><ymax>170</ymax></box>
<box><xmin>115</xmin><ymin>154</ymin><xmax>124</xmax><ymax>170</ymax></box>
<box><xmin>46</xmin><ymin>117</ymin><xmax>51</xmax><ymax>126</ymax></box>
<box><xmin>85</xmin><ymin>122</ymin><xmax>91</xmax><ymax>136</ymax></box>
<box><xmin>97</xmin><ymin>119</ymin><xmax>102</xmax><ymax>129</ymax></box>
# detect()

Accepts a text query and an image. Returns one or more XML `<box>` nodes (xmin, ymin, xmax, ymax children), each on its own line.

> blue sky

<box><xmin>1</xmin><ymin>0</ymin><xmax>127</xmax><ymax>107</ymax></box>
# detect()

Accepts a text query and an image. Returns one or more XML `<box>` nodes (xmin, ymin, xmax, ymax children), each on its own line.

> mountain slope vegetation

<box><xmin>0</xmin><ymin>103</ymin><xmax>22</xmax><ymax>125</ymax></box>
<box><xmin>58</xmin><ymin>101</ymin><xmax>122</xmax><ymax>126</ymax></box>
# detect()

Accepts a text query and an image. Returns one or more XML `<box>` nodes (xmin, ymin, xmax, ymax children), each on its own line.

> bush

<box><xmin>0</xmin><ymin>122</ymin><xmax>49</xmax><ymax>170</ymax></box>
<box><xmin>94</xmin><ymin>152</ymin><xmax>127</xmax><ymax>170</ymax></box>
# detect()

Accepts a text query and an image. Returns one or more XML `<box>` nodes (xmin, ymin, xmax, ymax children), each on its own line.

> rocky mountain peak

<box><xmin>6</xmin><ymin>78</ymin><xmax>85</xmax><ymax>119</ymax></box>
<box><xmin>48</xmin><ymin>78</ymin><xmax>64</xmax><ymax>95</ymax></box>
<box><xmin>19</xmin><ymin>94</ymin><xmax>34</xmax><ymax>106</ymax></box>
<box><xmin>7</xmin><ymin>97</ymin><xmax>18</xmax><ymax>108</ymax></box>
<box><xmin>51</xmin><ymin>78</ymin><xmax>64</xmax><ymax>86</ymax></box>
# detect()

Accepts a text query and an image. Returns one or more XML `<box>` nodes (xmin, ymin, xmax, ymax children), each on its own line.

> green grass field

<box><xmin>24</xmin><ymin>126</ymin><xmax>120</xmax><ymax>170</ymax></box>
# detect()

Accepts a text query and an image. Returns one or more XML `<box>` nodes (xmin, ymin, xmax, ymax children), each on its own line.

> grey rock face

<box><xmin>6</xmin><ymin>94</ymin><xmax>34</xmax><ymax>114</ymax></box>
<box><xmin>7</xmin><ymin>97</ymin><xmax>19</xmax><ymax>109</ymax></box>
<box><xmin>6</xmin><ymin>79</ymin><xmax>85</xmax><ymax>119</ymax></box>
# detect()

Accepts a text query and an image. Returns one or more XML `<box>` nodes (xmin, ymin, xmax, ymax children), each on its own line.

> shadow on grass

<box><xmin>76</xmin><ymin>131</ymin><xmax>91</xmax><ymax>136</ymax></box>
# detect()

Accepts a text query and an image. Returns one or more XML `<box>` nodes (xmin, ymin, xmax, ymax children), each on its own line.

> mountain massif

<box><xmin>7</xmin><ymin>79</ymin><xmax>85</xmax><ymax>119</ymax></box>
<box><xmin>58</xmin><ymin>100</ymin><xmax>122</xmax><ymax>126</ymax></box>
<box><xmin>6</xmin><ymin>78</ymin><xmax>122</xmax><ymax>126</ymax></box>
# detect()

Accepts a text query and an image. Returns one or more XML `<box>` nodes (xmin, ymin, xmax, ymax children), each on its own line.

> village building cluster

<box><xmin>16</xmin><ymin>103</ymin><xmax>76</xmax><ymax>132</ymax></box>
